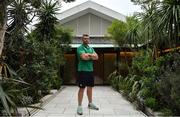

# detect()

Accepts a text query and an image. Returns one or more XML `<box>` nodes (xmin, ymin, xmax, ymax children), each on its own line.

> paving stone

<box><xmin>32</xmin><ymin>86</ymin><xmax>146</xmax><ymax>117</ymax></box>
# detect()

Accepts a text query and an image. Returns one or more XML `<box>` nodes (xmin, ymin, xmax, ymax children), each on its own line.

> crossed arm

<box><xmin>80</xmin><ymin>53</ymin><xmax>98</xmax><ymax>60</ymax></box>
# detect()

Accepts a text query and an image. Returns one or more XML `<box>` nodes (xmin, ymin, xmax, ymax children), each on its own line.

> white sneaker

<box><xmin>88</xmin><ymin>103</ymin><xmax>99</xmax><ymax>110</ymax></box>
<box><xmin>77</xmin><ymin>106</ymin><xmax>83</xmax><ymax>115</ymax></box>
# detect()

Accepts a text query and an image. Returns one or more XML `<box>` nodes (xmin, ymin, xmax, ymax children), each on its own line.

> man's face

<box><xmin>82</xmin><ymin>36</ymin><xmax>90</xmax><ymax>45</ymax></box>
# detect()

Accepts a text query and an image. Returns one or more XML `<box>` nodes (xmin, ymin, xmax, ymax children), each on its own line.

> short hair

<box><xmin>82</xmin><ymin>34</ymin><xmax>89</xmax><ymax>38</ymax></box>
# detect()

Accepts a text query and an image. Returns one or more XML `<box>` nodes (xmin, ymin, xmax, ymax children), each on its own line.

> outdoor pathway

<box><xmin>31</xmin><ymin>86</ymin><xmax>146</xmax><ymax>117</ymax></box>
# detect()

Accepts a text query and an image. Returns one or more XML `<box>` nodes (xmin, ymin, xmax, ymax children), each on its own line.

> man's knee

<box><xmin>79</xmin><ymin>87</ymin><xmax>85</xmax><ymax>92</ymax></box>
<box><xmin>87</xmin><ymin>87</ymin><xmax>92</xmax><ymax>91</ymax></box>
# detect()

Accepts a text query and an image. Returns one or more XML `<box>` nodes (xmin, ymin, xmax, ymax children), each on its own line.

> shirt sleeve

<box><xmin>91</xmin><ymin>48</ymin><xmax>96</xmax><ymax>54</ymax></box>
<box><xmin>77</xmin><ymin>47</ymin><xmax>85</xmax><ymax>56</ymax></box>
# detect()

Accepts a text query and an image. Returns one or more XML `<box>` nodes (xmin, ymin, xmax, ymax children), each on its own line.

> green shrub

<box><xmin>144</xmin><ymin>97</ymin><xmax>158</xmax><ymax>110</ymax></box>
<box><xmin>118</xmin><ymin>63</ymin><xmax>129</xmax><ymax>77</ymax></box>
<box><xmin>109</xmin><ymin>51</ymin><xmax>180</xmax><ymax>115</ymax></box>
<box><xmin>107</xmin><ymin>70</ymin><xmax>118</xmax><ymax>81</ymax></box>
<box><xmin>137</xmin><ymin>88</ymin><xmax>151</xmax><ymax>99</ymax></box>
<box><xmin>108</xmin><ymin>71</ymin><xmax>122</xmax><ymax>91</ymax></box>
<box><xmin>153</xmin><ymin>52</ymin><xmax>178</xmax><ymax>113</ymax></box>
<box><xmin>160</xmin><ymin>108</ymin><xmax>173</xmax><ymax>116</ymax></box>
<box><xmin>132</xmin><ymin>50</ymin><xmax>153</xmax><ymax>76</ymax></box>
<box><xmin>113</xmin><ymin>75</ymin><xmax>124</xmax><ymax>91</ymax></box>
<box><xmin>157</xmin><ymin>52</ymin><xmax>180</xmax><ymax>115</ymax></box>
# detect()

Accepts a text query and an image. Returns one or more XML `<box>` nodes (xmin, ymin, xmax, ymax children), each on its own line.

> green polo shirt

<box><xmin>77</xmin><ymin>44</ymin><xmax>96</xmax><ymax>72</ymax></box>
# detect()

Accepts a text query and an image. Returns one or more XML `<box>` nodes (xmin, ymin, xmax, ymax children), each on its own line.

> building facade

<box><xmin>58</xmin><ymin>1</ymin><xmax>128</xmax><ymax>84</ymax></box>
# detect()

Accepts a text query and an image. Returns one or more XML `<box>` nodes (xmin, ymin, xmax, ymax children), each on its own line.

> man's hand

<box><xmin>80</xmin><ymin>53</ymin><xmax>98</xmax><ymax>60</ymax></box>
<box><xmin>88</xmin><ymin>53</ymin><xmax>98</xmax><ymax>60</ymax></box>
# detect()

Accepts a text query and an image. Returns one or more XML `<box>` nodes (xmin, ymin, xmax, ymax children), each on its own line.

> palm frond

<box><xmin>0</xmin><ymin>84</ymin><xmax>11</xmax><ymax>116</ymax></box>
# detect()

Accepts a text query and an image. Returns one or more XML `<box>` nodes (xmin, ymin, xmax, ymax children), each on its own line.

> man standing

<box><xmin>76</xmin><ymin>34</ymin><xmax>99</xmax><ymax>115</ymax></box>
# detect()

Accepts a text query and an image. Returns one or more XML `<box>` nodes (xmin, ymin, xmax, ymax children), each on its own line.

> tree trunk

<box><xmin>0</xmin><ymin>1</ymin><xmax>7</xmax><ymax>57</ymax></box>
<box><xmin>0</xmin><ymin>23</ymin><xmax>6</xmax><ymax>57</ymax></box>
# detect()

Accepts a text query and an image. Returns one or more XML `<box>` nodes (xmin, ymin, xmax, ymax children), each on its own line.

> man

<box><xmin>76</xmin><ymin>34</ymin><xmax>99</xmax><ymax>115</ymax></box>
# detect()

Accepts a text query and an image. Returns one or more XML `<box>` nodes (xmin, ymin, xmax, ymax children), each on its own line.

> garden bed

<box><xmin>119</xmin><ymin>89</ymin><xmax>162</xmax><ymax>116</ymax></box>
<box><xmin>17</xmin><ymin>87</ymin><xmax>65</xmax><ymax>116</ymax></box>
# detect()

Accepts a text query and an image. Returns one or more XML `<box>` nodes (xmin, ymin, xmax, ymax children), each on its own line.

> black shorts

<box><xmin>77</xmin><ymin>71</ymin><xmax>94</xmax><ymax>88</ymax></box>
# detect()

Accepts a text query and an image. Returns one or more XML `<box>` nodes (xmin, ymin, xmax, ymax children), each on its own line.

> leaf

<box><xmin>0</xmin><ymin>84</ymin><xmax>11</xmax><ymax>116</ymax></box>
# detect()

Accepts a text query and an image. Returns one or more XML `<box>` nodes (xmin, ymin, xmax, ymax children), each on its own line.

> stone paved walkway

<box><xmin>32</xmin><ymin>86</ymin><xmax>146</xmax><ymax>117</ymax></box>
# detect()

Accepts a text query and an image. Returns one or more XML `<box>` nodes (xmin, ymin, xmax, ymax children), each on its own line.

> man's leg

<box><xmin>78</xmin><ymin>87</ymin><xmax>85</xmax><ymax>106</ymax></box>
<box><xmin>87</xmin><ymin>86</ymin><xmax>99</xmax><ymax>110</ymax></box>
<box><xmin>77</xmin><ymin>87</ymin><xmax>85</xmax><ymax>115</ymax></box>
<box><xmin>87</xmin><ymin>86</ymin><xmax>92</xmax><ymax>103</ymax></box>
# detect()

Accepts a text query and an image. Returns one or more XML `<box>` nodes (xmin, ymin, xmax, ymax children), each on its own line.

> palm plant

<box><xmin>107</xmin><ymin>17</ymin><xmax>141</xmax><ymax>72</ymax></box>
<box><xmin>0</xmin><ymin>0</ymin><xmax>40</xmax><ymax>58</ymax></box>
<box><xmin>0</xmin><ymin>0</ymin><xmax>75</xmax><ymax>57</ymax></box>
<box><xmin>5</xmin><ymin>0</ymin><xmax>37</xmax><ymax>71</ymax></box>
<box><xmin>35</xmin><ymin>0</ymin><xmax>59</xmax><ymax>42</ymax></box>
<box><xmin>157</xmin><ymin>0</ymin><xmax>180</xmax><ymax>47</ymax></box>
<box><xmin>125</xmin><ymin>16</ymin><xmax>141</xmax><ymax>49</ymax></box>
<box><xmin>0</xmin><ymin>80</ymin><xmax>17</xmax><ymax>116</ymax></box>
<box><xmin>25</xmin><ymin>0</ymin><xmax>73</xmax><ymax>91</ymax></box>
<box><xmin>0</xmin><ymin>0</ymin><xmax>74</xmax><ymax>116</ymax></box>
<box><xmin>138</xmin><ymin>1</ymin><xmax>165</xmax><ymax>59</ymax></box>
<box><xmin>0</xmin><ymin>74</ymin><xmax>42</xmax><ymax>116</ymax></box>
<box><xmin>0</xmin><ymin>62</ymin><xmax>33</xmax><ymax>116</ymax></box>
<box><xmin>133</xmin><ymin>0</ymin><xmax>180</xmax><ymax>53</ymax></box>
<box><xmin>108</xmin><ymin>16</ymin><xmax>142</xmax><ymax>48</ymax></box>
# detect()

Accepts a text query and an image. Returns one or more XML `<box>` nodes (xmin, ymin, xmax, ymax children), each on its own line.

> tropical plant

<box><xmin>5</xmin><ymin>0</ymin><xmax>36</xmax><ymax>71</ymax></box>
<box><xmin>125</xmin><ymin>16</ymin><xmax>141</xmax><ymax>48</ymax></box>
<box><xmin>157</xmin><ymin>0</ymin><xmax>180</xmax><ymax>47</ymax></box>
<box><xmin>0</xmin><ymin>0</ymin><xmax>75</xmax><ymax>116</ymax></box>
<box><xmin>108</xmin><ymin>20</ymin><xmax>128</xmax><ymax>46</ymax></box>
<box><xmin>0</xmin><ymin>0</ymin><xmax>75</xmax><ymax>57</ymax></box>
<box><xmin>109</xmin><ymin>1</ymin><xmax>180</xmax><ymax>112</ymax></box>
<box><xmin>32</xmin><ymin>0</ymin><xmax>72</xmax><ymax>89</ymax></box>
<box><xmin>144</xmin><ymin>97</ymin><xmax>158</xmax><ymax>110</ymax></box>
<box><xmin>132</xmin><ymin>0</ymin><xmax>180</xmax><ymax>57</ymax></box>
<box><xmin>157</xmin><ymin>52</ymin><xmax>180</xmax><ymax>115</ymax></box>
<box><xmin>0</xmin><ymin>62</ymin><xmax>39</xmax><ymax>116</ymax></box>
<box><xmin>108</xmin><ymin>16</ymin><xmax>141</xmax><ymax>48</ymax></box>
<box><xmin>108</xmin><ymin>16</ymin><xmax>141</xmax><ymax>72</ymax></box>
